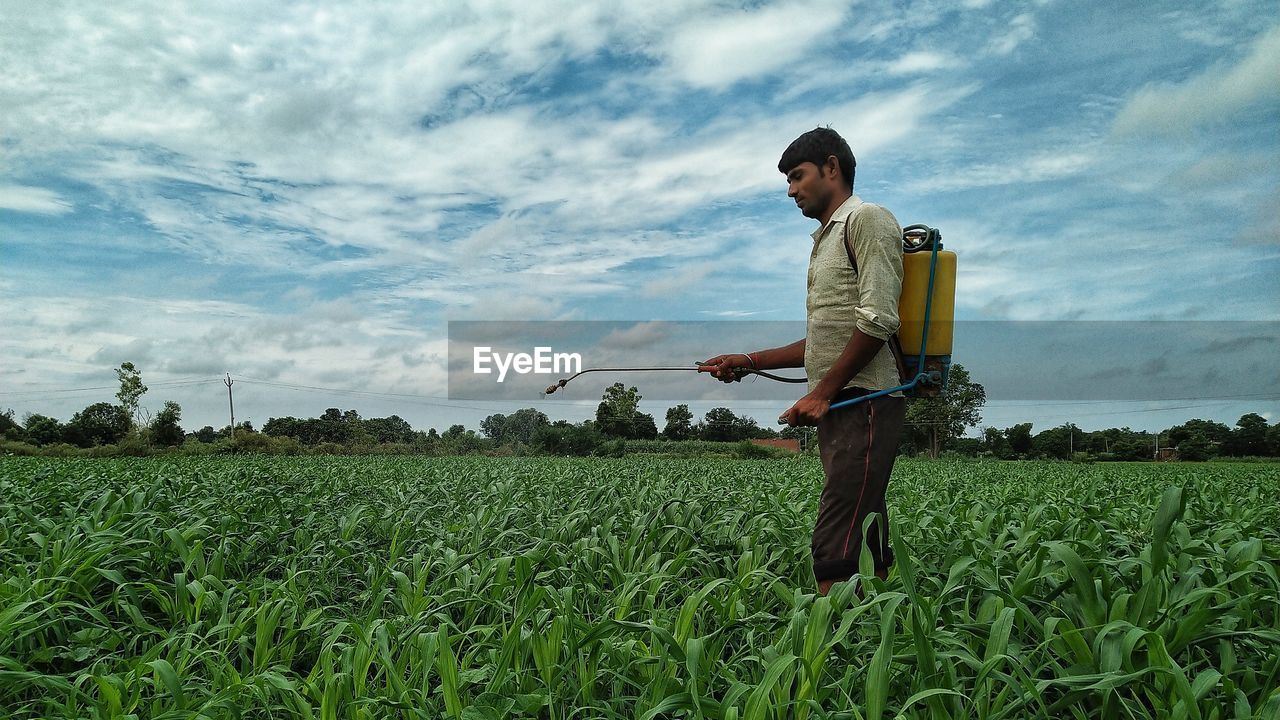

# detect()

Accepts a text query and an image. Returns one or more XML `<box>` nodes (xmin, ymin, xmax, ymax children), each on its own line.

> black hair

<box><xmin>778</xmin><ymin>126</ymin><xmax>856</xmax><ymax>190</ymax></box>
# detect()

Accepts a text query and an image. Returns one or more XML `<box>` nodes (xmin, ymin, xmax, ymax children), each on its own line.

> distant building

<box><xmin>1156</xmin><ymin>447</ymin><xmax>1179</xmax><ymax>461</ymax></box>
<box><xmin>750</xmin><ymin>438</ymin><xmax>800</xmax><ymax>453</ymax></box>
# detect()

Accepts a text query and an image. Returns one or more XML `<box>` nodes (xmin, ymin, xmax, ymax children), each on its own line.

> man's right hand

<box><xmin>698</xmin><ymin>354</ymin><xmax>753</xmax><ymax>383</ymax></box>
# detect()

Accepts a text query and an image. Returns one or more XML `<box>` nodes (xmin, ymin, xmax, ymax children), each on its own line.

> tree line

<box><xmin>953</xmin><ymin>415</ymin><xmax>1279</xmax><ymax>461</ymax></box>
<box><xmin>3</xmin><ymin>362</ymin><xmax>1278</xmax><ymax>460</ymax></box>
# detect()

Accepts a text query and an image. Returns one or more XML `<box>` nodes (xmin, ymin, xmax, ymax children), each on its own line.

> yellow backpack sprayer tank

<box><xmin>896</xmin><ymin>224</ymin><xmax>955</xmax><ymax>398</ymax></box>
<box><xmin>830</xmin><ymin>223</ymin><xmax>956</xmax><ymax>409</ymax></box>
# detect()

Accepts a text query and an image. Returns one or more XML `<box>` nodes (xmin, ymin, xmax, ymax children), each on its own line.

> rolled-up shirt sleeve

<box><xmin>847</xmin><ymin>205</ymin><xmax>903</xmax><ymax>341</ymax></box>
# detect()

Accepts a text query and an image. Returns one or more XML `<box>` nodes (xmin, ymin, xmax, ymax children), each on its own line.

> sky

<box><xmin>2</xmin><ymin>0</ymin><xmax>1278</xmax><ymax>437</ymax></box>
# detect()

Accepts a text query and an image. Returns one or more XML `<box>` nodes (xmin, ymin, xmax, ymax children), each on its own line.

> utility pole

<box><xmin>224</xmin><ymin>374</ymin><xmax>235</xmax><ymax>439</ymax></box>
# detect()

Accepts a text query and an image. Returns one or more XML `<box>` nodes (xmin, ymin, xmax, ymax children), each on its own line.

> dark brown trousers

<box><xmin>812</xmin><ymin>390</ymin><xmax>906</xmax><ymax>582</ymax></box>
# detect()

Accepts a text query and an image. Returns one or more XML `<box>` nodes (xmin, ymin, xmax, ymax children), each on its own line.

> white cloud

<box><xmin>1113</xmin><ymin>23</ymin><xmax>1280</xmax><ymax>136</ymax></box>
<box><xmin>987</xmin><ymin>12</ymin><xmax>1036</xmax><ymax>56</ymax></box>
<box><xmin>599</xmin><ymin>322</ymin><xmax>675</xmax><ymax>351</ymax></box>
<box><xmin>0</xmin><ymin>1</ymin><xmax>972</xmax><ymax>317</ymax></box>
<box><xmin>908</xmin><ymin>149</ymin><xmax>1095</xmax><ymax>193</ymax></box>
<box><xmin>641</xmin><ymin>261</ymin><xmax>718</xmax><ymax>299</ymax></box>
<box><xmin>887</xmin><ymin>51</ymin><xmax>961</xmax><ymax>76</ymax></box>
<box><xmin>0</xmin><ymin>185</ymin><xmax>72</xmax><ymax>214</ymax></box>
<box><xmin>663</xmin><ymin>0</ymin><xmax>849</xmax><ymax>89</ymax></box>
<box><xmin>700</xmin><ymin>309</ymin><xmax>772</xmax><ymax>317</ymax></box>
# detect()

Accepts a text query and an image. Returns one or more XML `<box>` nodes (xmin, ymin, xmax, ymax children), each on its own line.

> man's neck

<box><xmin>817</xmin><ymin>190</ymin><xmax>853</xmax><ymax>228</ymax></box>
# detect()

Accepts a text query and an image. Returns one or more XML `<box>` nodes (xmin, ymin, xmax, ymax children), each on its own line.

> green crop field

<box><xmin>2</xmin><ymin>456</ymin><xmax>1277</xmax><ymax>719</ymax></box>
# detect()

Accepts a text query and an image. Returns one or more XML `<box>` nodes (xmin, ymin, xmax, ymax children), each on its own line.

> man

<box><xmin>699</xmin><ymin>126</ymin><xmax>906</xmax><ymax>597</ymax></box>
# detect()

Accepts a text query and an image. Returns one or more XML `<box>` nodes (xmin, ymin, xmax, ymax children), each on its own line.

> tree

<box><xmin>903</xmin><ymin>363</ymin><xmax>986</xmax><ymax>458</ymax></box>
<box><xmin>150</xmin><ymin>401</ymin><xmax>185</xmax><ymax>446</ymax></box>
<box><xmin>442</xmin><ymin>429</ymin><xmax>487</xmax><ymax>454</ymax></box>
<box><xmin>67</xmin><ymin>402</ymin><xmax>131</xmax><ymax>447</ymax></box>
<box><xmin>482</xmin><ymin>408</ymin><xmax>550</xmax><ymax>446</ymax></box>
<box><xmin>735</xmin><ymin>415</ymin><xmax>765</xmax><ymax>440</ymax></box>
<box><xmin>697</xmin><ymin>407</ymin><xmax>764</xmax><ymax>442</ymax></box>
<box><xmin>1167</xmin><ymin>419</ymin><xmax>1230</xmax><ymax>449</ymax></box>
<box><xmin>115</xmin><ymin>362</ymin><xmax>148</xmax><ymax>424</ymax></box>
<box><xmin>1108</xmin><ymin>429</ymin><xmax>1152</xmax><ymax>461</ymax></box>
<box><xmin>535</xmin><ymin>421</ymin><xmax>604</xmax><ymax>456</ymax></box>
<box><xmin>663</xmin><ymin>404</ymin><xmax>694</xmax><ymax>440</ymax></box>
<box><xmin>1177</xmin><ymin>429</ymin><xmax>1217</xmax><ymax>461</ymax></box>
<box><xmin>23</xmin><ymin>414</ymin><xmax>64</xmax><ymax>446</ymax></box>
<box><xmin>701</xmin><ymin>407</ymin><xmax>741</xmax><ymax>442</ymax></box>
<box><xmin>1032</xmin><ymin>424</ymin><xmax>1080</xmax><ymax>460</ymax></box>
<box><xmin>365</xmin><ymin>415</ymin><xmax>415</xmax><ymax>444</ymax></box>
<box><xmin>0</xmin><ymin>409</ymin><xmax>22</xmax><ymax>441</ymax></box>
<box><xmin>316</xmin><ymin>408</ymin><xmax>357</xmax><ymax>444</ymax></box>
<box><xmin>1225</xmin><ymin>413</ymin><xmax>1269</xmax><ymax>457</ymax></box>
<box><xmin>981</xmin><ymin>426</ymin><xmax>1010</xmax><ymax>458</ymax></box>
<box><xmin>1081</xmin><ymin>429</ymin><xmax>1112</xmax><ymax>456</ymax></box>
<box><xmin>951</xmin><ymin>436</ymin><xmax>983</xmax><ymax>456</ymax></box>
<box><xmin>264</xmin><ymin>416</ymin><xmax>309</xmax><ymax>442</ymax></box>
<box><xmin>633</xmin><ymin>413</ymin><xmax>659</xmax><ymax>440</ymax></box>
<box><xmin>191</xmin><ymin>425</ymin><xmax>219</xmax><ymax>444</ymax></box>
<box><xmin>596</xmin><ymin>383</ymin><xmax>644</xmax><ymax>438</ymax></box>
<box><xmin>1005</xmin><ymin>423</ymin><xmax>1033</xmax><ymax>456</ymax></box>
<box><xmin>1267</xmin><ymin>422</ymin><xmax>1280</xmax><ymax>457</ymax></box>
<box><xmin>480</xmin><ymin>413</ymin><xmax>508</xmax><ymax>440</ymax></box>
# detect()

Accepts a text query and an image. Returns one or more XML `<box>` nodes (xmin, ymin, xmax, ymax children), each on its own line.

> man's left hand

<box><xmin>778</xmin><ymin>391</ymin><xmax>831</xmax><ymax>427</ymax></box>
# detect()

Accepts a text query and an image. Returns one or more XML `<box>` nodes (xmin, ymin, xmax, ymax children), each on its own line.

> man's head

<box><xmin>779</xmin><ymin>127</ymin><xmax>856</xmax><ymax>220</ymax></box>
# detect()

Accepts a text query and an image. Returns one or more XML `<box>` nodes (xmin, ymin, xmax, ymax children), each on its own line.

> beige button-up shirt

<box><xmin>805</xmin><ymin>192</ymin><xmax>904</xmax><ymax>395</ymax></box>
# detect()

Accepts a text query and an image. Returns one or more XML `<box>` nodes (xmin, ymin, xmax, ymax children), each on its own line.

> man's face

<box><xmin>785</xmin><ymin>159</ymin><xmax>836</xmax><ymax>220</ymax></box>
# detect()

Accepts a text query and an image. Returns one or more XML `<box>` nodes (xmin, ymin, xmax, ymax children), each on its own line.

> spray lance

<box><xmin>543</xmin><ymin>365</ymin><xmax>807</xmax><ymax>396</ymax></box>
<box><xmin>543</xmin><ymin>225</ymin><xmax>956</xmax><ymax>424</ymax></box>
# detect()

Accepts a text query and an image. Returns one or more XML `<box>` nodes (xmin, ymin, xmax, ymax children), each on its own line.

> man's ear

<box><xmin>824</xmin><ymin>155</ymin><xmax>841</xmax><ymax>180</ymax></box>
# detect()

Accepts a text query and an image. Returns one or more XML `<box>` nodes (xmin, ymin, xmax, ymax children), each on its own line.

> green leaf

<box><xmin>95</xmin><ymin>568</ymin><xmax>126</xmax><ymax>585</ymax></box>
<box><xmin>1150</xmin><ymin>485</ymin><xmax>1185</xmax><ymax>576</ymax></box>
<box><xmin>744</xmin><ymin>653</ymin><xmax>798</xmax><ymax>720</ymax></box>
<box><xmin>149</xmin><ymin>659</ymin><xmax>185</xmax><ymax>710</ymax></box>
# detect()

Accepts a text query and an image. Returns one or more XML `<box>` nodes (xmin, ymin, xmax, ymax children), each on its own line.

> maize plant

<box><xmin>1</xmin><ymin>455</ymin><xmax>1277</xmax><ymax>718</ymax></box>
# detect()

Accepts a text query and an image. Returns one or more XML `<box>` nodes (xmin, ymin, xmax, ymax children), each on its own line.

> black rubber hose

<box><xmin>544</xmin><ymin>366</ymin><xmax>806</xmax><ymax>394</ymax></box>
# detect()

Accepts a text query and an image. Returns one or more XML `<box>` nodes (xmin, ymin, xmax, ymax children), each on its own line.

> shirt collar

<box><xmin>810</xmin><ymin>191</ymin><xmax>863</xmax><ymax>242</ymax></box>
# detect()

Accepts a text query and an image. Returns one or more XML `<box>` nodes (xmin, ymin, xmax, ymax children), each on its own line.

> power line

<box><xmin>234</xmin><ymin>379</ymin><xmax>527</xmax><ymax>415</ymax></box>
<box><xmin>0</xmin><ymin>377</ymin><xmax>224</xmax><ymax>397</ymax></box>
